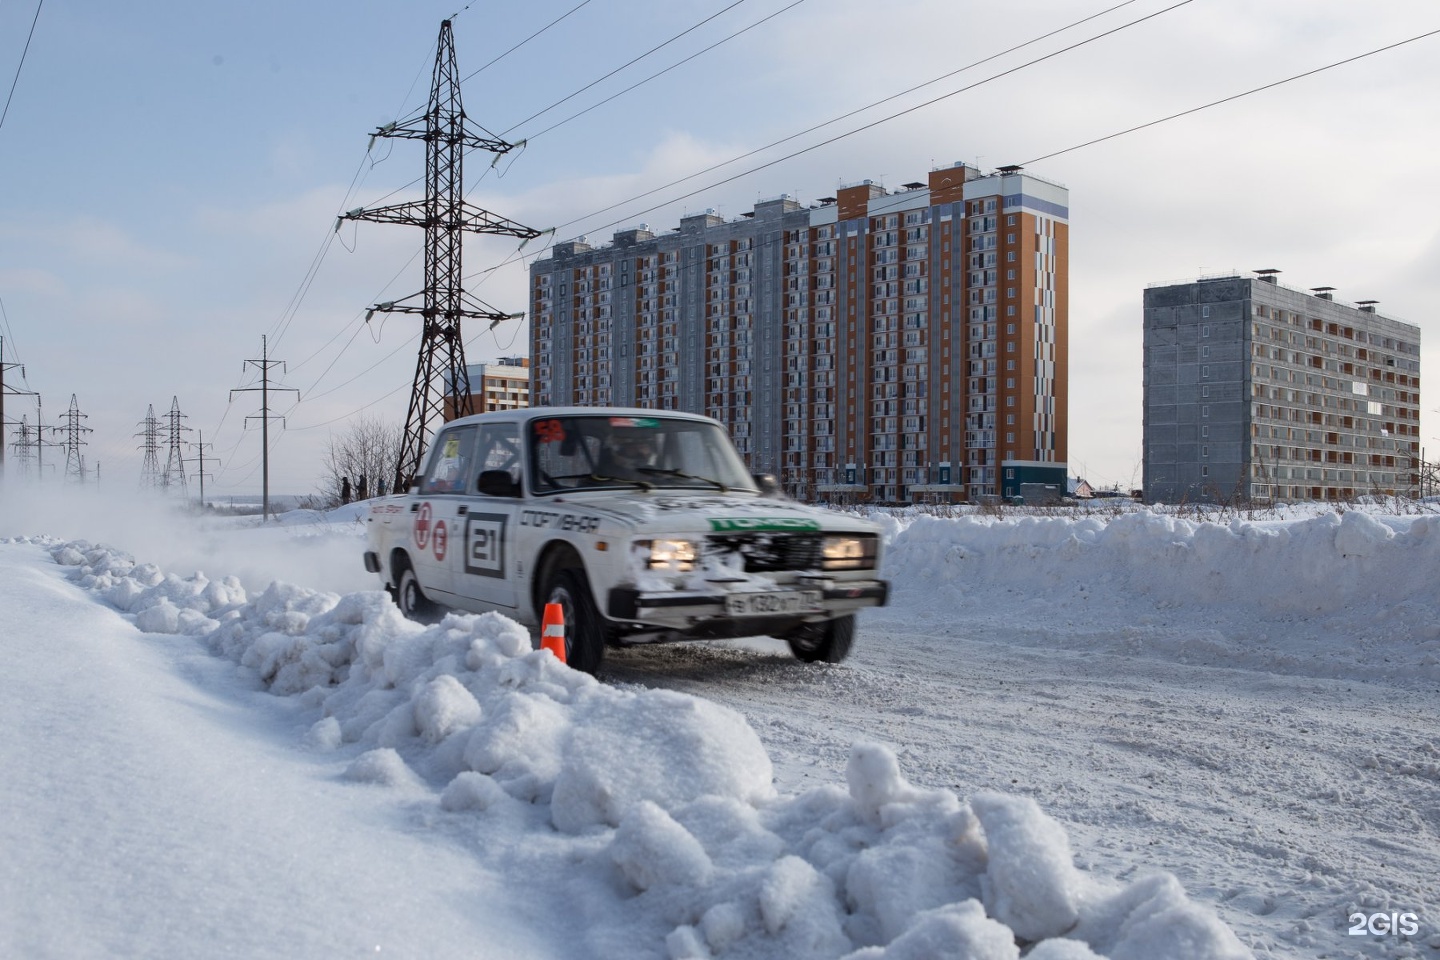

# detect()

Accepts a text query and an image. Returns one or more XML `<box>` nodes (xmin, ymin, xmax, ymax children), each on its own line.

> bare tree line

<box><xmin>319</xmin><ymin>414</ymin><xmax>402</xmax><ymax>506</ymax></box>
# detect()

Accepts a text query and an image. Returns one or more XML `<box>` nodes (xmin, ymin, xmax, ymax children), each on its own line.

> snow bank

<box><xmin>877</xmin><ymin>509</ymin><xmax>1440</xmax><ymax>684</ymax></box>
<box><xmin>44</xmin><ymin>535</ymin><xmax>1251</xmax><ymax>960</ymax></box>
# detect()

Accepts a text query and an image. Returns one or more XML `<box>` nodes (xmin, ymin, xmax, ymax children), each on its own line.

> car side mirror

<box><xmin>477</xmin><ymin>469</ymin><xmax>521</xmax><ymax>498</ymax></box>
<box><xmin>752</xmin><ymin>473</ymin><xmax>782</xmax><ymax>498</ymax></box>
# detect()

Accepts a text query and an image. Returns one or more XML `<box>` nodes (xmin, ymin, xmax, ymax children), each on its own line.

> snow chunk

<box><xmin>843</xmin><ymin>901</ymin><xmax>1017</xmax><ymax>960</ymax></box>
<box><xmin>610</xmin><ymin>800</ymin><xmax>714</xmax><ymax>892</ymax></box>
<box><xmin>758</xmin><ymin>855</ymin><xmax>849</xmax><ymax>953</ymax></box>
<box><xmin>973</xmin><ymin>791</ymin><xmax>1085</xmax><ymax>943</ymax></box>
<box><xmin>440</xmin><ymin>772</ymin><xmax>512</xmax><ymax>813</ymax></box>
<box><xmin>134</xmin><ymin>597</ymin><xmax>180</xmax><ymax>634</ymax></box>
<box><xmin>304</xmin><ymin>716</ymin><xmax>342</xmax><ymax>752</ymax></box>
<box><xmin>1026</xmin><ymin>939</ymin><xmax>1104</xmax><ymax>959</ymax></box>
<box><xmin>413</xmin><ymin>675</ymin><xmax>481</xmax><ymax>744</ymax></box>
<box><xmin>550</xmin><ymin>689</ymin><xmax>773</xmax><ymax>833</ymax></box>
<box><xmin>1073</xmin><ymin>873</ymin><xmax>1251</xmax><ymax>960</ymax></box>
<box><xmin>343</xmin><ymin>748</ymin><xmax>422</xmax><ymax>789</ymax></box>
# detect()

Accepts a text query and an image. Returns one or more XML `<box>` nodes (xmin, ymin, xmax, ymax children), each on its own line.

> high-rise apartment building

<box><xmin>444</xmin><ymin>357</ymin><xmax>531</xmax><ymax>419</ymax></box>
<box><xmin>1143</xmin><ymin>271</ymin><xmax>1423</xmax><ymax>503</ymax></box>
<box><xmin>529</xmin><ymin>163</ymin><xmax>1068</xmax><ymax>502</ymax></box>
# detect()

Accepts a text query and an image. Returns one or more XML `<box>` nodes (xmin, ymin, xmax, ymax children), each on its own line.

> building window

<box><xmin>1202</xmin><ymin>305</ymin><xmax>1211</xmax><ymax>318</ymax></box>
<box><xmin>1202</xmin><ymin>325</ymin><xmax>1210</xmax><ymax>338</ymax></box>
<box><xmin>1202</xmin><ymin>365</ymin><xmax>1210</xmax><ymax>378</ymax></box>
<box><xmin>1202</xmin><ymin>405</ymin><xmax>1210</xmax><ymax>418</ymax></box>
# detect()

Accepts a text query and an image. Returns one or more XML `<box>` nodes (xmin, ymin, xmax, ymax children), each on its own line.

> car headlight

<box><xmin>639</xmin><ymin>538</ymin><xmax>698</xmax><ymax>573</ymax></box>
<box><xmin>822</xmin><ymin>535</ymin><xmax>877</xmax><ymax>571</ymax></box>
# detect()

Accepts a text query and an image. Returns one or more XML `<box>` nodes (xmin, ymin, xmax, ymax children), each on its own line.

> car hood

<box><xmin>548</xmin><ymin>491</ymin><xmax>877</xmax><ymax>535</ymax></box>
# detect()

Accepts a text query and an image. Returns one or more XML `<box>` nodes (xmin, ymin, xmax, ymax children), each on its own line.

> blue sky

<box><xmin>1</xmin><ymin>0</ymin><xmax>1436</xmax><ymax>497</ymax></box>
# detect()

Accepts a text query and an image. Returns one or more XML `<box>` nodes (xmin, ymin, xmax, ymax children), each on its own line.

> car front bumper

<box><xmin>606</xmin><ymin>576</ymin><xmax>888</xmax><ymax>638</ymax></box>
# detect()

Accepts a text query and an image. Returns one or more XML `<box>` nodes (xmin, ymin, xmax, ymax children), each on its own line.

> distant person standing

<box><xmin>377</xmin><ymin>477</ymin><xmax>387</xmax><ymax>497</ymax></box>
<box><xmin>358</xmin><ymin>475</ymin><xmax>368</xmax><ymax>500</ymax></box>
<box><xmin>341</xmin><ymin>476</ymin><xmax>352</xmax><ymax>504</ymax></box>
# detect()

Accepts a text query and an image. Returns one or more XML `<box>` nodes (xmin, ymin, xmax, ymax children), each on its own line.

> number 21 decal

<box><xmin>464</xmin><ymin>514</ymin><xmax>507</xmax><ymax>578</ymax></box>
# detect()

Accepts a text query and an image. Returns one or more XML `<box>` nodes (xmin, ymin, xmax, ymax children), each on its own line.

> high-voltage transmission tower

<box><xmin>137</xmin><ymin>404</ymin><xmax>163</xmax><ymax>487</ymax></box>
<box><xmin>9</xmin><ymin>416</ymin><xmax>38</xmax><ymax>477</ymax></box>
<box><xmin>161</xmin><ymin>396</ymin><xmax>192</xmax><ymax>493</ymax></box>
<box><xmin>1</xmin><ymin>335</ymin><xmax>37</xmax><ymax>478</ymax></box>
<box><xmin>340</xmin><ymin>19</ymin><xmax>540</xmax><ymax>494</ymax></box>
<box><xmin>55</xmin><ymin>394</ymin><xmax>92</xmax><ymax>483</ymax></box>
<box><xmin>231</xmin><ymin>335</ymin><xmax>298</xmax><ymax>521</ymax></box>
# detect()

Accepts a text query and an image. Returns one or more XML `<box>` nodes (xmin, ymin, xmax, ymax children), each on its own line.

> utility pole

<box><xmin>55</xmin><ymin>394</ymin><xmax>91</xmax><ymax>483</ymax></box>
<box><xmin>161</xmin><ymin>396</ymin><xmax>192</xmax><ymax>493</ymax></box>
<box><xmin>340</xmin><ymin>19</ymin><xmax>540</xmax><ymax>495</ymax></box>
<box><xmin>185</xmin><ymin>429</ymin><xmax>218</xmax><ymax>508</ymax></box>
<box><xmin>231</xmin><ymin>335</ymin><xmax>298</xmax><ymax>521</ymax></box>
<box><xmin>137</xmin><ymin>405</ymin><xmax>163</xmax><ymax>487</ymax></box>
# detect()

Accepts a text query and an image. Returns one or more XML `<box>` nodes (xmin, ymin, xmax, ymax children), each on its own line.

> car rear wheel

<box><xmin>785</xmin><ymin>613</ymin><xmax>854</xmax><ymax>664</ymax></box>
<box><xmin>542</xmin><ymin>566</ymin><xmax>607</xmax><ymax>676</ymax></box>
<box><xmin>396</xmin><ymin>561</ymin><xmax>442</xmax><ymax>624</ymax></box>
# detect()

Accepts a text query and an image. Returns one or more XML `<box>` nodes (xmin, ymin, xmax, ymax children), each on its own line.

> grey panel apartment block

<box><xmin>1144</xmin><ymin>274</ymin><xmax>1422</xmax><ymax>504</ymax></box>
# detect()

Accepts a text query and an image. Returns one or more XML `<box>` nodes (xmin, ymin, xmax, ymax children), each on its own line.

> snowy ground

<box><xmin>2</xmin><ymin>486</ymin><xmax>1438</xmax><ymax>959</ymax></box>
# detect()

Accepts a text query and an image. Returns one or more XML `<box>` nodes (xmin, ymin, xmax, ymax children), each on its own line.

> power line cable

<box><xmin>499</xmin><ymin>0</ymin><xmax>752</xmax><ymax>136</ymax></box>
<box><xmin>1018</xmin><ymin>26</ymin><xmax>1440</xmax><ymax>165</ymax></box>
<box><xmin>521</xmin><ymin>0</ymin><xmax>809</xmax><ymax>143</ymax></box>
<box><xmin>459</xmin><ymin>0</ymin><xmax>1157</xmax><ymax>287</ymax></box>
<box><xmin>460</xmin><ymin>0</ymin><xmax>596</xmax><ymax>84</ymax></box>
<box><xmin>0</xmin><ymin>0</ymin><xmax>43</xmax><ymax>134</ymax></box>
<box><xmin>539</xmin><ymin>0</ymin><xmax>1148</xmax><ymax>235</ymax></box>
<box><xmin>548</xmin><ymin>0</ymin><xmax>1196</xmax><ymax>243</ymax></box>
<box><xmin>0</xmin><ymin>296</ymin><xmax>20</xmax><ymax>362</ymax></box>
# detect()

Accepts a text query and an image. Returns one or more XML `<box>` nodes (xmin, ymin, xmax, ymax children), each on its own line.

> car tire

<box><xmin>786</xmin><ymin>613</ymin><xmax>855</xmax><ymax>664</ymax></box>
<box><xmin>543</xmin><ymin>566</ymin><xmax>607</xmax><ymax>676</ymax></box>
<box><xmin>396</xmin><ymin>561</ymin><xmax>443</xmax><ymax>624</ymax></box>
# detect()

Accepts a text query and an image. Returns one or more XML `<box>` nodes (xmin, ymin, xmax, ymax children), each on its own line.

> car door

<box><xmin>409</xmin><ymin>423</ymin><xmax>479</xmax><ymax>601</ymax></box>
<box><xmin>450</xmin><ymin>421</ymin><xmax>522</xmax><ymax>612</ymax></box>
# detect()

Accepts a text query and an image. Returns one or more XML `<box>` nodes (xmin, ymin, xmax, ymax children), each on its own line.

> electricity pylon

<box><xmin>339</xmin><ymin>18</ymin><xmax>540</xmax><ymax>494</ymax></box>
<box><xmin>10</xmin><ymin>415</ymin><xmax>37</xmax><ymax>477</ymax></box>
<box><xmin>231</xmin><ymin>335</ymin><xmax>298</xmax><ymax>521</ymax></box>
<box><xmin>137</xmin><ymin>404</ymin><xmax>163</xmax><ymax>487</ymax></box>
<box><xmin>1</xmin><ymin>335</ymin><xmax>37</xmax><ymax>478</ymax></box>
<box><xmin>55</xmin><ymin>394</ymin><xmax>91</xmax><ymax>483</ymax></box>
<box><xmin>161</xmin><ymin>396</ymin><xmax>192</xmax><ymax>493</ymax></box>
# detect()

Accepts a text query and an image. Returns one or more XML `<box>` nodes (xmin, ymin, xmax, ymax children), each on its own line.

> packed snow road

<box><xmin>602</xmin><ymin>625</ymin><xmax>1440</xmax><ymax>958</ymax></box>
<box><xmin>5</xmin><ymin>492</ymin><xmax>1438</xmax><ymax>959</ymax></box>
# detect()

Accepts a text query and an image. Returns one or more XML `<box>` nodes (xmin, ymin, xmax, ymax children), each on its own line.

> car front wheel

<box><xmin>785</xmin><ymin>613</ymin><xmax>855</xmax><ymax>664</ymax></box>
<box><xmin>542</xmin><ymin>567</ymin><xmax>607</xmax><ymax>676</ymax></box>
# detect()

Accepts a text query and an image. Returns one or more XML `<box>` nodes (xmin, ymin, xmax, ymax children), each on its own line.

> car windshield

<box><xmin>528</xmin><ymin>414</ymin><xmax>757</xmax><ymax>494</ymax></box>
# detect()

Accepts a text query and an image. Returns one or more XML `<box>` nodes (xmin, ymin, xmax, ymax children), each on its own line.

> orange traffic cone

<box><xmin>541</xmin><ymin>602</ymin><xmax>567</xmax><ymax>665</ymax></box>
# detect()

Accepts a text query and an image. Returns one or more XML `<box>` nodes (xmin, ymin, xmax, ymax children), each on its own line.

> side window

<box><xmin>530</xmin><ymin>417</ymin><xmax>605</xmax><ymax>491</ymax></box>
<box><xmin>420</xmin><ymin>425</ymin><xmax>477</xmax><ymax>494</ymax></box>
<box><xmin>475</xmin><ymin>423</ymin><xmax>522</xmax><ymax>494</ymax></box>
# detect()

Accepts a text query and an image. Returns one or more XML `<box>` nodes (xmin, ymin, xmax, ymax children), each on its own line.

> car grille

<box><xmin>706</xmin><ymin>533</ymin><xmax>823</xmax><ymax>573</ymax></box>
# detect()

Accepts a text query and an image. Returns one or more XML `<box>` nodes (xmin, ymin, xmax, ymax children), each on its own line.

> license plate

<box><xmin>724</xmin><ymin>590</ymin><xmax>822</xmax><ymax>616</ymax></box>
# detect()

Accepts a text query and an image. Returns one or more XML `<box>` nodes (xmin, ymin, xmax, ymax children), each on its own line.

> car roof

<box><xmin>441</xmin><ymin>407</ymin><xmax>722</xmax><ymax>429</ymax></box>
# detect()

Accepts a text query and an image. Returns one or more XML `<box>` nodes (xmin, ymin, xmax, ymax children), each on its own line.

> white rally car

<box><xmin>363</xmin><ymin>407</ymin><xmax>889</xmax><ymax>674</ymax></box>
